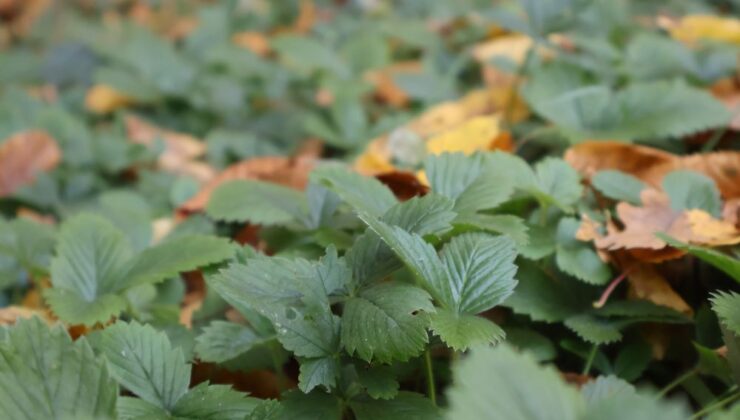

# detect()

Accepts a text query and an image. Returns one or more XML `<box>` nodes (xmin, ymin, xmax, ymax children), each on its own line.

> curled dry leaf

<box><xmin>626</xmin><ymin>263</ymin><xmax>692</xmax><ymax>315</ymax></box>
<box><xmin>85</xmin><ymin>84</ymin><xmax>136</xmax><ymax>114</ymax></box>
<box><xmin>565</xmin><ymin>141</ymin><xmax>740</xmax><ymax>199</ymax></box>
<box><xmin>232</xmin><ymin>31</ymin><xmax>271</xmax><ymax>56</ymax></box>
<box><xmin>595</xmin><ymin>189</ymin><xmax>740</xmax><ymax>251</ymax></box>
<box><xmin>0</xmin><ymin>130</ymin><xmax>61</xmax><ymax>197</ymax></box>
<box><xmin>179</xmin><ymin>156</ymin><xmax>315</xmax><ymax>214</ymax></box>
<box><xmin>126</xmin><ymin>115</ymin><xmax>216</xmax><ymax>182</ymax></box>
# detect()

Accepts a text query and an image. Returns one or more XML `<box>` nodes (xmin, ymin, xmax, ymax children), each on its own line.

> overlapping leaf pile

<box><xmin>0</xmin><ymin>1</ymin><xmax>739</xmax><ymax>419</ymax></box>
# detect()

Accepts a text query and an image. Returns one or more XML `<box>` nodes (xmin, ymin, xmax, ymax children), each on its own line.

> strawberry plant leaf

<box><xmin>454</xmin><ymin>213</ymin><xmax>529</xmax><ymax>246</ymax></box>
<box><xmin>662</xmin><ymin>170</ymin><xmax>722</xmax><ymax>217</ymax></box>
<box><xmin>341</xmin><ymin>282</ymin><xmax>434</xmax><ymax>363</ymax></box>
<box><xmin>98</xmin><ymin>321</ymin><xmax>191</xmax><ymax>410</ymax></box>
<box><xmin>0</xmin><ymin>317</ymin><xmax>118</xmax><ymax>420</ymax></box>
<box><xmin>206</xmin><ymin>180</ymin><xmax>309</xmax><ymax>225</ymax></box>
<box><xmin>429</xmin><ymin>310</ymin><xmax>505</xmax><ymax>351</ymax></box>
<box><xmin>194</xmin><ymin>321</ymin><xmax>273</xmax><ymax>363</ymax></box>
<box><xmin>591</xmin><ymin>170</ymin><xmax>645</xmax><ymax>205</ymax></box>
<box><xmin>564</xmin><ymin>314</ymin><xmax>623</xmax><ymax>344</ymax></box>
<box><xmin>555</xmin><ymin>217</ymin><xmax>611</xmax><ymax>285</ymax></box>
<box><xmin>526</xmin><ymin>157</ymin><xmax>583</xmax><ymax>212</ymax></box>
<box><xmin>171</xmin><ymin>383</ymin><xmax>259</xmax><ymax>420</ymax></box>
<box><xmin>711</xmin><ymin>292</ymin><xmax>740</xmax><ymax>336</ymax></box>
<box><xmin>298</xmin><ymin>356</ymin><xmax>340</xmax><ymax>393</ymax></box>
<box><xmin>356</xmin><ymin>365</ymin><xmax>400</xmax><ymax>400</ymax></box>
<box><xmin>349</xmin><ymin>392</ymin><xmax>440</xmax><ymax>420</ymax></box>
<box><xmin>45</xmin><ymin>214</ymin><xmax>133</xmax><ymax>325</ymax></box>
<box><xmin>311</xmin><ymin>165</ymin><xmax>397</xmax><ymax>218</ymax></box>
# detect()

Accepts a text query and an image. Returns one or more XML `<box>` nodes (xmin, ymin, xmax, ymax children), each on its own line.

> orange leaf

<box><xmin>85</xmin><ymin>84</ymin><xmax>136</xmax><ymax>114</ymax></box>
<box><xmin>0</xmin><ymin>130</ymin><xmax>60</xmax><ymax>197</ymax></box>
<box><xmin>232</xmin><ymin>31</ymin><xmax>271</xmax><ymax>57</ymax></box>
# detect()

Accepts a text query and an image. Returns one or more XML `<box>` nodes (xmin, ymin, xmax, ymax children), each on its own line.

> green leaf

<box><xmin>454</xmin><ymin>214</ymin><xmax>529</xmax><ymax>246</ymax></box>
<box><xmin>298</xmin><ymin>357</ymin><xmax>339</xmax><ymax>393</ymax></box>
<box><xmin>711</xmin><ymin>292</ymin><xmax>740</xmax><ymax>336</ymax></box>
<box><xmin>555</xmin><ymin>218</ymin><xmax>611</xmax><ymax>285</ymax></box>
<box><xmin>527</xmin><ymin>158</ymin><xmax>582</xmax><ymax>211</ymax></box>
<box><xmin>591</xmin><ymin>170</ymin><xmax>645</xmax><ymax>205</ymax></box>
<box><xmin>172</xmin><ymin>383</ymin><xmax>259</xmax><ymax>420</ymax></box>
<box><xmin>612</xmin><ymin>340</ymin><xmax>651</xmax><ymax>382</ymax></box>
<box><xmin>429</xmin><ymin>310</ymin><xmax>505</xmax><ymax>351</ymax></box>
<box><xmin>483</xmin><ymin>151</ymin><xmax>537</xmax><ymax>191</ymax></box>
<box><xmin>206</xmin><ymin>180</ymin><xmax>308</xmax><ymax>225</ymax></box>
<box><xmin>658</xmin><ymin>234</ymin><xmax>740</xmax><ymax>283</ymax></box>
<box><xmin>46</xmin><ymin>214</ymin><xmax>133</xmax><ymax>325</ymax></box>
<box><xmin>350</xmin><ymin>392</ymin><xmax>440</xmax><ymax>420</ymax></box>
<box><xmin>504</xmin><ymin>327</ymin><xmax>556</xmax><ymax>362</ymax></box>
<box><xmin>123</xmin><ymin>234</ymin><xmax>234</xmax><ymax>289</ymax></box>
<box><xmin>356</xmin><ymin>365</ymin><xmax>400</xmax><ymax>400</ymax></box>
<box><xmin>694</xmin><ymin>343</ymin><xmax>733</xmax><ymax>386</ymax></box>
<box><xmin>662</xmin><ymin>170</ymin><xmax>722</xmax><ymax>217</ymax></box>
<box><xmin>564</xmin><ymin>314</ymin><xmax>622</xmax><ymax>345</ymax></box>
<box><xmin>195</xmin><ymin>321</ymin><xmax>272</xmax><ymax>363</ymax></box>
<box><xmin>438</xmin><ymin>233</ymin><xmax>518</xmax><ymax>314</ymax></box>
<box><xmin>117</xmin><ymin>397</ymin><xmax>168</xmax><ymax>419</ymax></box>
<box><xmin>98</xmin><ymin>321</ymin><xmax>191</xmax><ymax>410</ymax></box>
<box><xmin>279</xmin><ymin>390</ymin><xmax>343</xmax><ymax>420</ymax></box>
<box><xmin>341</xmin><ymin>282</ymin><xmax>434</xmax><ymax>363</ymax></box>
<box><xmin>0</xmin><ymin>317</ymin><xmax>118</xmax><ymax>420</ymax></box>
<box><xmin>272</xmin><ymin>35</ymin><xmax>349</xmax><ymax>77</ymax></box>
<box><xmin>311</xmin><ymin>165</ymin><xmax>397</xmax><ymax>218</ymax></box>
<box><xmin>503</xmin><ymin>262</ymin><xmax>586</xmax><ymax>322</ymax></box>
<box><xmin>446</xmin><ymin>343</ymin><xmax>584</xmax><ymax>420</ymax></box>
<box><xmin>425</xmin><ymin>152</ymin><xmax>514</xmax><ymax>214</ymax></box>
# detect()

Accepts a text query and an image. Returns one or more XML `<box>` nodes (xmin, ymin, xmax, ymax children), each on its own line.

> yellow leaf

<box><xmin>425</xmin><ymin>115</ymin><xmax>501</xmax><ymax>155</ymax></box>
<box><xmin>85</xmin><ymin>84</ymin><xmax>135</xmax><ymax>114</ymax></box>
<box><xmin>669</xmin><ymin>15</ymin><xmax>740</xmax><ymax>45</ymax></box>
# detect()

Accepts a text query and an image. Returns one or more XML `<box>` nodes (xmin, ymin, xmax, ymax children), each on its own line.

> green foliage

<box><xmin>591</xmin><ymin>170</ymin><xmax>645</xmax><ymax>204</ymax></box>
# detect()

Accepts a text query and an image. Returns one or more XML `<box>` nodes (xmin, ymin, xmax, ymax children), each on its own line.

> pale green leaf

<box><xmin>555</xmin><ymin>218</ymin><xmax>611</xmax><ymax>285</ymax></box>
<box><xmin>527</xmin><ymin>158</ymin><xmax>582</xmax><ymax>211</ymax></box>
<box><xmin>194</xmin><ymin>321</ymin><xmax>272</xmax><ymax>363</ymax></box>
<box><xmin>351</xmin><ymin>392</ymin><xmax>440</xmax><ymax>420</ymax></box>
<box><xmin>454</xmin><ymin>213</ymin><xmax>529</xmax><ymax>246</ymax></box>
<box><xmin>662</xmin><ymin>170</ymin><xmax>722</xmax><ymax>217</ymax></box>
<box><xmin>711</xmin><ymin>292</ymin><xmax>740</xmax><ymax>336</ymax></box>
<box><xmin>311</xmin><ymin>165</ymin><xmax>397</xmax><ymax>218</ymax></box>
<box><xmin>172</xmin><ymin>382</ymin><xmax>259</xmax><ymax>420</ymax></box>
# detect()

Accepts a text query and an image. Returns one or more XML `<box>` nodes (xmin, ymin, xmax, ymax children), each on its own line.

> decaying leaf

<box><xmin>85</xmin><ymin>84</ymin><xmax>137</xmax><ymax>114</ymax></box>
<box><xmin>626</xmin><ymin>263</ymin><xmax>692</xmax><ymax>315</ymax></box>
<box><xmin>425</xmin><ymin>115</ymin><xmax>504</xmax><ymax>155</ymax></box>
<box><xmin>364</xmin><ymin>61</ymin><xmax>421</xmax><ymax>108</ymax></box>
<box><xmin>0</xmin><ymin>305</ymin><xmax>49</xmax><ymax>325</ymax></box>
<box><xmin>232</xmin><ymin>31</ymin><xmax>271</xmax><ymax>56</ymax></box>
<box><xmin>126</xmin><ymin>116</ymin><xmax>216</xmax><ymax>182</ymax></box>
<box><xmin>0</xmin><ymin>130</ymin><xmax>61</xmax><ymax>197</ymax></box>
<box><xmin>665</xmin><ymin>14</ymin><xmax>740</xmax><ymax>45</ymax></box>
<box><xmin>179</xmin><ymin>156</ymin><xmax>315</xmax><ymax>213</ymax></box>
<box><xmin>565</xmin><ymin>141</ymin><xmax>740</xmax><ymax>199</ymax></box>
<box><xmin>710</xmin><ymin>78</ymin><xmax>740</xmax><ymax>131</ymax></box>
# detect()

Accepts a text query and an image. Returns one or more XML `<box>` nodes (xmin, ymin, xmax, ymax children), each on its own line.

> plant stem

<box><xmin>424</xmin><ymin>348</ymin><xmax>437</xmax><ymax>406</ymax></box>
<box><xmin>582</xmin><ymin>344</ymin><xmax>598</xmax><ymax>375</ymax></box>
<box><xmin>657</xmin><ymin>368</ymin><xmax>698</xmax><ymax>398</ymax></box>
<box><xmin>593</xmin><ymin>269</ymin><xmax>632</xmax><ymax>308</ymax></box>
<box><xmin>690</xmin><ymin>390</ymin><xmax>740</xmax><ymax>419</ymax></box>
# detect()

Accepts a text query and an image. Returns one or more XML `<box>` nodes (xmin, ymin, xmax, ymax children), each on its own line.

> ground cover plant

<box><xmin>0</xmin><ymin>0</ymin><xmax>739</xmax><ymax>418</ymax></box>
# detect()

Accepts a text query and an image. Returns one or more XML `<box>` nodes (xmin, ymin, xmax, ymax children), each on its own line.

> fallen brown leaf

<box><xmin>626</xmin><ymin>263</ymin><xmax>692</xmax><ymax>315</ymax></box>
<box><xmin>364</xmin><ymin>61</ymin><xmax>422</xmax><ymax>108</ymax></box>
<box><xmin>179</xmin><ymin>156</ymin><xmax>315</xmax><ymax>214</ymax></box>
<box><xmin>126</xmin><ymin>116</ymin><xmax>216</xmax><ymax>183</ymax></box>
<box><xmin>0</xmin><ymin>130</ymin><xmax>61</xmax><ymax>197</ymax></box>
<box><xmin>232</xmin><ymin>31</ymin><xmax>271</xmax><ymax>56</ymax></box>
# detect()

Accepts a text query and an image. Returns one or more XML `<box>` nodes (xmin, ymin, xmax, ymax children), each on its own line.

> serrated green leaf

<box><xmin>356</xmin><ymin>365</ymin><xmax>399</xmax><ymax>400</ymax></box>
<box><xmin>694</xmin><ymin>343</ymin><xmax>733</xmax><ymax>386</ymax></box>
<box><xmin>555</xmin><ymin>218</ymin><xmax>611</xmax><ymax>285</ymax></box>
<box><xmin>454</xmin><ymin>213</ymin><xmax>529</xmax><ymax>246</ymax></box>
<box><xmin>430</xmin><ymin>310</ymin><xmax>505</xmax><ymax>351</ymax></box>
<box><xmin>581</xmin><ymin>376</ymin><xmax>635</xmax><ymax>405</ymax></box>
<box><xmin>350</xmin><ymin>392</ymin><xmax>440</xmax><ymax>420</ymax></box>
<box><xmin>613</xmin><ymin>340</ymin><xmax>651</xmax><ymax>382</ymax></box>
<box><xmin>98</xmin><ymin>321</ymin><xmax>191</xmax><ymax>410</ymax></box>
<box><xmin>564</xmin><ymin>314</ymin><xmax>622</xmax><ymax>344</ymax></box>
<box><xmin>341</xmin><ymin>282</ymin><xmax>434</xmax><ymax>363</ymax></box>
<box><xmin>195</xmin><ymin>321</ymin><xmax>272</xmax><ymax>363</ymax></box>
<box><xmin>591</xmin><ymin>170</ymin><xmax>645</xmax><ymax>205</ymax></box>
<box><xmin>117</xmin><ymin>397</ymin><xmax>169</xmax><ymax>420</ymax></box>
<box><xmin>446</xmin><ymin>343</ymin><xmax>584</xmax><ymax>420</ymax></box>
<box><xmin>662</xmin><ymin>170</ymin><xmax>722</xmax><ymax>217</ymax></box>
<box><xmin>526</xmin><ymin>158</ymin><xmax>583</xmax><ymax>211</ymax></box>
<box><xmin>711</xmin><ymin>292</ymin><xmax>740</xmax><ymax>336</ymax></box>
<box><xmin>298</xmin><ymin>357</ymin><xmax>339</xmax><ymax>393</ymax></box>
<box><xmin>0</xmin><ymin>317</ymin><xmax>118</xmax><ymax>420</ymax></box>
<box><xmin>504</xmin><ymin>327</ymin><xmax>556</xmax><ymax>362</ymax></box>
<box><xmin>206</xmin><ymin>180</ymin><xmax>308</xmax><ymax>225</ymax></box>
<box><xmin>46</xmin><ymin>214</ymin><xmax>133</xmax><ymax>325</ymax></box>
<box><xmin>311</xmin><ymin>165</ymin><xmax>397</xmax><ymax>218</ymax></box>
<box><xmin>425</xmin><ymin>152</ymin><xmax>514</xmax><ymax>214</ymax></box>
<box><xmin>172</xmin><ymin>382</ymin><xmax>259</xmax><ymax>420</ymax></box>
<box><xmin>519</xmin><ymin>223</ymin><xmax>557</xmax><ymax>260</ymax></box>
<box><xmin>280</xmin><ymin>390</ymin><xmax>343</xmax><ymax>420</ymax></box>
<box><xmin>504</xmin><ymin>262</ymin><xmax>586</xmax><ymax>322</ymax></box>
<box><xmin>122</xmin><ymin>234</ymin><xmax>234</xmax><ymax>290</ymax></box>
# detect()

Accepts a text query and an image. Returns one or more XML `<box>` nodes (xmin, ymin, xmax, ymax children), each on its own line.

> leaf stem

<box><xmin>657</xmin><ymin>368</ymin><xmax>698</xmax><ymax>398</ymax></box>
<box><xmin>424</xmin><ymin>348</ymin><xmax>437</xmax><ymax>406</ymax></box>
<box><xmin>593</xmin><ymin>268</ymin><xmax>632</xmax><ymax>308</ymax></box>
<box><xmin>582</xmin><ymin>344</ymin><xmax>598</xmax><ymax>375</ymax></box>
<box><xmin>690</xmin><ymin>390</ymin><xmax>740</xmax><ymax>419</ymax></box>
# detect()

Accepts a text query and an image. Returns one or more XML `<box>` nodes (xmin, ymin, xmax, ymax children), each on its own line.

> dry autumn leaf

<box><xmin>565</xmin><ymin>141</ymin><xmax>740</xmax><ymax>200</ymax></box>
<box><xmin>85</xmin><ymin>84</ymin><xmax>136</xmax><ymax>114</ymax></box>
<box><xmin>0</xmin><ymin>130</ymin><xmax>61</xmax><ymax>197</ymax></box>
<box><xmin>364</xmin><ymin>61</ymin><xmax>422</xmax><ymax>108</ymax></box>
<box><xmin>179</xmin><ymin>156</ymin><xmax>315</xmax><ymax>214</ymax></box>
<box><xmin>666</xmin><ymin>14</ymin><xmax>740</xmax><ymax>45</ymax></box>
<box><xmin>126</xmin><ymin>115</ymin><xmax>216</xmax><ymax>182</ymax></box>
<box><xmin>626</xmin><ymin>263</ymin><xmax>692</xmax><ymax>315</ymax></box>
<box><xmin>232</xmin><ymin>31</ymin><xmax>272</xmax><ymax>56</ymax></box>
<box><xmin>710</xmin><ymin>78</ymin><xmax>740</xmax><ymax>131</ymax></box>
